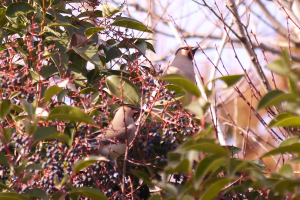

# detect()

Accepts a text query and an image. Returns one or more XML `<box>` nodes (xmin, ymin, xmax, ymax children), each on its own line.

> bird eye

<box><xmin>184</xmin><ymin>47</ymin><xmax>189</xmax><ymax>50</ymax></box>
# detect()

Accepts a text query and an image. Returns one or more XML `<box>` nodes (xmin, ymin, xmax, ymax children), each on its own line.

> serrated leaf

<box><xmin>106</xmin><ymin>76</ymin><xmax>139</xmax><ymax>104</ymax></box>
<box><xmin>44</xmin><ymin>85</ymin><xmax>63</xmax><ymax>102</ymax></box>
<box><xmin>111</xmin><ymin>17</ymin><xmax>153</xmax><ymax>33</ymax></box>
<box><xmin>72</xmin><ymin>45</ymin><xmax>102</xmax><ymax>68</ymax></box>
<box><xmin>102</xmin><ymin>3</ymin><xmax>122</xmax><ymax>18</ymax></box>
<box><xmin>85</xmin><ymin>27</ymin><xmax>105</xmax><ymax>38</ymax></box>
<box><xmin>257</xmin><ymin>90</ymin><xmax>296</xmax><ymax>110</ymax></box>
<box><xmin>73</xmin><ymin>156</ymin><xmax>108</xmax><ymax>173</ymax></box>
<box><xmin>160</xmin><ymin>74</ymin><xmax>200</xmax><ymax>97</ymax></box>
<box><xmin>0</xmin><ymin>99</ymin><xmax>13</xmax><ymax>119</ymax></box>
<box><xmin>210</xmin><ymin>74</ymin><xmax>244</xmax><ymax>88</ymax></box>
<box><xmin>48</xmin><ymin>105</ymin><xmax>96</xmax><ymax>124</ymax></box>
<box><xmin>70</xmin><ymin>187</ymin><xmax>108</xmax><ymax>200</ymax></box>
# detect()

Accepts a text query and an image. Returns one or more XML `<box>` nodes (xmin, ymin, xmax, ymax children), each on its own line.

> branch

<box><xmin>226</xmin><ymin>0</ymin><xmax>273</xmax><ymax>92</ymax></box>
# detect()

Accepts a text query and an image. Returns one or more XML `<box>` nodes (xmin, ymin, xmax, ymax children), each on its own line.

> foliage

<box><xmin>0</xmin><ymin>0</ymin><xmax>300</xmax><ymax>200</ymax></box>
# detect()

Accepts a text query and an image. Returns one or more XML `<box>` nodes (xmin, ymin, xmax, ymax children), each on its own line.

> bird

<box><xmin>85</xmin><ymin>106</ymin><xmax>140</xmax><ymax>163</ymax></box>
<box><xmin>165</xmin><ymin>46</ymin><xmax>198</xmax><ymax>107</ymax></box>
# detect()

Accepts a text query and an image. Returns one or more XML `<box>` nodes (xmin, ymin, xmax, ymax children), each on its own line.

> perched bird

<box><xmin>165</xmin><ymin>46</ymin><xmax>198</xmax><ymax>107</ymax></box>
<box><xmin>86</xmin><ymin>106</ymin><xmax>140</xmax><ymax>162</ymax></box>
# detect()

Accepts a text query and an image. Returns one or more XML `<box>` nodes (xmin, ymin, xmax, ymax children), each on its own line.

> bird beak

<box><xmin>191</xmin><ymin>46</ymin><xmax>199</xmax><ymax>55</ymax></box>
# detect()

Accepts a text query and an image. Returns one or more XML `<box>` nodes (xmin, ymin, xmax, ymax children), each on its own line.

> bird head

<box><xmin>112</xmin><ymin>106</ymin><xmax>140</xmax><ymax>127</ymax></box>
<box><xmin>175</xmin><ymin>46</ymin><xmax>199</xmax><ymax>60</ymax></box>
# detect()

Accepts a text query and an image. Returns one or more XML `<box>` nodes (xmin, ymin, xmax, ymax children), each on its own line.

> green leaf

<box><xmin>160</xmin><ymin>74</ymin><xmax>200</xmax><ymax>97</ymax></box>
<box><xmin>268</xmin><ymin>113</ymin><xmax>294</xmax><ymax>128</ymax></box>
<box><xmin>0</xmin><ymin>182</ymin><xmax>12</xmax><ymax>191</ymax></box>
<box><xmin>57</xmin><ymin>89</ymin><xmax>68</xmax><ymax>102</ymax></box>
<box><xmin>200</xmin><ymin>178</ymin><xmax>230</xmax><ymax>200</ymax></box>
<box><xmin>85</xmin><ymin>27</ymin><xmax>105</xmax><ymax>38</ymax></box>
<box><xmin>51</xmin><ymin>52</ymin><xmax>69</xmax><ymax>78</ymax></box>
<box><xmin>40</xmin><ymin>65</ymin><xmax>58</xmax><ymax>79</ymax></box>
<box><xmin>25</xmin><ymin>118</ymin><xmax>38</xmax><ymax>135</ymax></box>
<box><xmin>166</xmin><ymin>158</ymin><xmax>190</xmax><ymax>174</ymax></box>
<box><xmin>195</xmin><ymin>155</ymin><xmax>226</xmax><ymax>187</ymax></box>
<box><xmin>105</xmin><ymin>46</ymin><xmax>122</xmax><ymax>62</ymax></box>
<box><xmin>265</xmin><ymin>59</ymin><xmax>291</xmax><ymax>76</ymax></box>
<box><xmin>278</xmin><ymin>164</ymin><xmax>294</xmax><ymax>179</ymax></box>
<box><xmin>268</xmin><ymin>116</ymin><xmax>300</xmax><ymax>128</ymax></box>
<box><xmin>70</xmin><ymin>187</ymin><xmax>108</xmax><ymax>200</ymax></box>
<box><xmin>25</xmin><ymin>164</ymin><xmax>42</xmax><ymax>171</ymax></box>
<box><xmin>186</xmin><ymin>98</ymin><xmax>209</xmax><ymax>118</ymax></box>
<box><xmin>0</xmin><ymin>99</ymin><xmax>13</xmax><ymax>119</ymax></box>
<box><xmin>262</xmin><ymin>143</ymin><xmax>300</xmax><ymax>157</ymax></box>
<box><xmin>48</xmin><ymin>105</ymin><xmax>96</xmax><ymax>125</ymax></box>
<box><xmin>48</xmin><ymin>22</ymin><xmax>78</xmax><ymax>29</ymax></box>
<box><xmin>24</xmin><ymin>188</ymin><xmax>47</xmax><ymax>200</ymax></box>
<box><xmin>149</xmin><ymin>195</ymin><xmax>161</xmax><ymax>200</ymax></box>
<box><xmin>44</xmin><ymin>85</ymin><xmax>63</xmax><ymax>103</ymax></box>
<box><xmin>22</xmin><ymin>100</ymin><xmax>35</xmax><ymax>120</ymax></box>
<box><xmin>102</xmin><ymin>3</ymin><xmax>123</xmax><ymax>18</ymax></box>
<box><xmin>111</xmin><ymin>17</ymin><xmax>153</xmax><ymax>33</ymax></box>
<box><xmin>79</xmin><ymin>88</ymin><xmax>99</xmax><ymax>105</ymax></box>
<box><xmin>210</xmin><ymin>75</ymin><xmax>244</xmax><ymax>88</ymax></box>
<box><xmin>33</xmin><ymin>127</ymin><xmax>69</xmax><ymax>144</ymax></box>
<box><xmin>135</xmin><ymin>42</ymin><xmax>147</xmax><ymax>55</ymax></box>
<box><xmin>257</xmin><ymin>90</ymin><xmax>296</xmax><ymax>110</ymax></box>
<box><xmin>106</xmin><ymin>76</ymin><xmax>139</xmax><ymax>104</ymax></box>
<box><xmin>73</xmin><ymin>156</ymin><xmax>108</xmax><ymax>173</ymax></box>
<box><xmin>2</xmin><ymin>127</ymin><xmax>11</xmax><ymax>144</ymax></box>
<box><xmin>6</xmin><ymin>2</ymin><xmax>35</xmax><ymax>24</ymax></box>
<box><xmin>279</xmin><ymin>136</ymin><xmax>300</xmax><ymax>147</ymax></box>
<box><xmin>0</xmin><ymin>192</ymin><xmax>29</xmax><ymax>200</ymax></box>
<box><xmin>145</xmin><ymin>41</ymin><xmax>156</xmax><ymax>53</ymax></box>
<box><xmin>0</xmin><ymin>152</ymin><xmax>11</xmax><ymax>168</ymax></box>
<box><xmin>9</xmin><ymin>91</ymin><xmax>21</xmax><ymax>99</ymax></box>
<box><xmin>72</xmin><ymin>45</ymin><xmax>102</xmax><ymax>68</ymax></box>
<box><xmin>225</xmin><ymin>146</ymin><xmax>242</xmax><ymax>156</ymax></box>
<box><xmin>77</xmin><ymin>10</ymin><xmax>102</xmax><ymax>18</ymax></box>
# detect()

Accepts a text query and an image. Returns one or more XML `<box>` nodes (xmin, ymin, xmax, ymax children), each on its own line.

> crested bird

<box><xmin>165</xmin><ymin>46</ymin><xmax>198</xmax><ymax>107</ymax></box>
<box><xmin>86</xmin><ymin>106</ymin><xmax>140</xmax><ymax>163</ymax></box>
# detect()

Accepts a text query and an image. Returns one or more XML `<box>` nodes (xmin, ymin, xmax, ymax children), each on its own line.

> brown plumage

<box><xmin>86</xmin><ymin>106</ymin><xmax>140</xmax><ymax>162</ymax></box>
<box><xmin>165</xmin><ymin>46</ymin><xmax>198</xmax><ymax>107</ymax></box>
